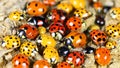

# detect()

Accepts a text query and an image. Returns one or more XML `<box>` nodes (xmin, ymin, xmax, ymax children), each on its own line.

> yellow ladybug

<box><xmin>8</xmin><ymin>11</ymin><xmax>25</xmax><ymax>21</ymax></box>
<box><xmin>57</xmin><ymin>3</ymin><xmax>73</xmax><ymax>13</ymax></box>
<box><xmin>106</xmin><ymin>41</ymin><xmax>117</xmax><ymax>49</ymax></box>
<box><xmin>43</xmin><ymin>47</ymin><xmax>60</xmax><ymax>64</ymax></box>
<box><xmin>2</xmin><ymin>35</ymin><xmax>21</xmax><ymax>49</ymax></box>
<box><xmin>37</xmin><ymin>34</ymin><xmax>56</xmax><ymax>47</ymax></box>
<box><xmin>74</xmin><ymin>8</ymin><xmax>92</xmax><ymax>19</ymax></box>
<box><xmin>20</xmin><ymin>41</ymin><xmax>38</xmax><ymax>57</ymax></box>
<box><xmin>105</xmin><ymin>24</ymin><xmax>120</xmax><ymax>38</ymax></box>
<box><xmin>110</xmin><ymin>7</ymin><xmax>120</xmax><ymax>20</ymax></box>
<box><xmin>38</xmin><ymin>26</ymin><xmax>46</xmax><ymax>35</ymax></box>
<box><xmin>70</xmin><ymin>0</ymin><xmax>86</xmax><ymax>9</ymax></box>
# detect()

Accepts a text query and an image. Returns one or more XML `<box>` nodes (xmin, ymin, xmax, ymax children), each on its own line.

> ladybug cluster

<box><xmin>1</xmin><ymin>0</ymin><xmax>120</xmax><ymax>68</ymax></box>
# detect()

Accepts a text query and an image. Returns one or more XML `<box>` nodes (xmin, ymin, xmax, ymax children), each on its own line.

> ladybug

<box><xmin>74</xmin><ymin>8</ymin><xmax>92</xmax><ymax>19</ymax></box>
<box><xmin>51</xmin><ymin>31</ymin><xmax>63</xmax><ymax>40</ymax></box>
<box><xmin>1</xmin><ymin>35</ymin><xmax>20</xmax><ymax>49</ymax></box>
<box><xmin>88</xmin><ymin>24</ymin><xmax>100</xmax><ymax>32</ymax></box>
<box><xmin>8</xmin><ymin>11</ymin><xmax>25</xmax><ymax>21</ymax></box>
<box><xmin>26</xmin><ymin>1</ymin><xmax>47</xmax><ymax>16</ymax></box>
<box><xmin>57</xmin><ymin>3</ymin><xmax>73</xmax><ymax>13</ymax></box>
<box><xmin>28</xmin><ymin>16</ymin><xmax>48</xmax><ymax>27</ymax></box>
<box><xmin>57</xmin><ymin>62</ymin><xmax>71</xmax><ymax>68</ymax></box>
<box><xmin>64</xmin><ymin>31</ymin><xmax>87</xmax><ymax>48</ymax></box>
<box><xmin>58</xmin><ymin>46</ymin><xmax>70</xmax><ymax>57</ymax></box>
<box><xmin>38</xmin><ymin>26</ymin><xmax>46</xmax><ymax>35</ymax></box>
<box><xmin>109</xmin><ymin>7</ymin><xmax>120</xmax><ymax>20</ymax></box>
<box><xmin>12</xmin><ymin>54</ymin><xmax>29</xmax><ymax>68</ymax></box>
<box><xmin>90</xmin><ymin>29</ymin><xmax>107</xmax><ymax>45</ymax></box>
<box><xmin>95</xmin><ymin>48</ymin><xmax>111</xmax><ymax>66</ymax></box>
<box><xmin>66</xmin><ymin>51</ymin><xmax>84</xmax><ymax>67</ymax></box>
<box><xmin>46</xmin><ymin>9</ymin><xmax>67</xmax><ymax>24</ymax></box>
<box><xmin>105</xmin><ymin>24</ymin><xmax>120</xmax><ymax>38</ymax></box>
<box><xmin>102</xmin><ymin>6</ymin><xmax>112</xmax><ymax>14</ymax></box>
<box><xmin>93</xmin><ymin>2</ymin><xmax>103</xmax><ymax>12</ymax></box>
<box><xmin>66</xmin><ymin>17</ymin><xmax>82</xmax><ymax>31</ymax></box>
<box><xmin>43</xmin><ymin>47</ymin><xmax>60</xmax><ymax>64</ymax></box>
<box><xmin>43</xmin><ymin>0</ymin><xmax>56</xmax><ymax>6</ymax></box>
<box><xmin>20</xmin><ymin>41</ymin><xmax>38</xmax><ymax>57</ymax></box>
<box><xmin>83</xmin><ymin>46</ymin><xmax>95</xmax><ymax>54</ymax></box>
<box><xmin>70</xmin><ymin>0</ymin><xmax>86</xmax><ymax>8</ymax></box>
<box><xmin>18</xmin><ymin>24</ymin><xmax>39</xmax><ymax>39</ymax></box>
<box><xmin>33</xmin><ymin>60</ymin><xmax>51</xmax><ymax>68</ymax></box>
<box><xmin>106</xmin><ymin>41</ymin><xmax>117</xmax><ymax>49</ymax></box>
<box><xmin>95</xmin><ymin>15</ymin><xmax>105</xmax><ymax>26</ymax></box>
<box><xmin>49</xmin><ymin>23</ymin><xmax>66</xmax><ymax>35</ymax></box>
<box><xmin>37</xmin><ymin>34</ymin><xmax>56</xmax><ymax>47</ymax></box>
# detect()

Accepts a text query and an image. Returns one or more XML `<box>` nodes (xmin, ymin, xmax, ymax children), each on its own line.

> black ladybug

<box><xmin>58</xmin><ymin>46</ymin><xmax>70</xmax><ymax>57</ymax></box>
<box><xmin>83</xmin><ymin>46</ymin><xmax>95</xmax><ymax>54</ymax></box>
<box><xmin>95</xmin><ymin>15</ymin><xmax>105</xmax><ymax>26</ymax></box>
<box><xmin>28</xmin><ymin>16</ymin><xmax>48</xmax><ymax>27</ymax></box>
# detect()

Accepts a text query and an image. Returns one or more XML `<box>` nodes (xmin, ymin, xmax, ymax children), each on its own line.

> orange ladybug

<box><xmin>90</xmin><ymin>30</ymin><xmax>107</xmax><ymax>45</ymax></box>
<box><xmin>27</xmin><ymin>1</ymin><xmax>47</xmax><ymax>16</ymax></box>
<box><xmin>95</xmin><ymin>48</ymin><xmax>111</xmax><ymax>66</ymax></box>
<box><xmin>65</xmin><ymin>31</ymin><xmax>87</xmax><ymax>48</ymax></box>
<box><xmin>57</xmin><ymin>62</ymin><xmax>71</xmax><ymax>68</ymax></box>
<box><xmin>33</xmin><ymin>60</ymin><xmax>51</xmax><ymax>68</ymax></box>
<box><xmin>12</xmin><ymin>54</ymin><xmax>29</xmax><ymax>68</ymax></box>
<box><xmin>43</xmin><ymin>0</ymin><xmax>56</xmax><ymax>6</ymax></box>
<box><xmin>66</xmin><ymin>17</ymin><xmax>82</xmax><ymax>31</ymax></box>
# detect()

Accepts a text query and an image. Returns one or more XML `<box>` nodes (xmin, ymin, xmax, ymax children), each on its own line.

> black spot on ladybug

<box><xmin>80</xmin><ymin>53</ymin><xmax>83</xmax><ymax>56</ymax></box>
<box><xmin>80</xmin><ymin>36</ymin><xmax>82</xmax><ymax>39</ymax></box>
<box><xmin>12</xmin><ymin>45</ymin><xmax>14</xmax><ymax>47</ymax></box>
<box><xmin>93</xmin><ymin>32</ymin><xmax>95</xmax><ymax>34</ymax></box>
<box><xmin>35</xmin><ymin>3</ymin><xmax>38</xmax><ymax>7</ymax></box>
<box><xmin>95</xmin><ymin>35</ymin><xmax>97</xmax><ymax>37</ymax></box>
<box><xmin>78</xmin><ymin>22</ymin><xmax>80</xmax><ymax>24</ymax></box>
<box><xmin>65</xmin><ymin>63</ymin><xmax>67</xmax><ymax>65</ymax></box>
<box><xmin>103</xmin><ymin>38</ymin><xmax>106</xmax><ymax>41</ymax></box>
<box><xmin>97</xmin><ymin>38</ymin><xmax>101</xmax><ymax>42</ymax></box>
<box><xmin>56</xmin><ymin>24</ymin><xmax>59</xmax><ymax>26</ymax></box>
<box><xmin>51</xmin><ymin>51</ymin><xmax>53</xmax><ymax>53</ymax></box>
<box><xmin>27</xmin><ymin>52</ymin><xmax>29</xmax><ymax>55</ymax></box>
<box><xmin>73</xmin><ymin>24</ymin><xmax>75</xmax><ymax>26</ymax></box>
<box><xmin>32</xmin><ymin>28</ymin><xmax>35</xmax><ymax>30</ymax></box>
<box><xmin>73</xmin><ymin>53</ymin><xmax>76</xmax><ymax>56</ymax></box>
<box><xmin>27</xmin><ymin>43</ymin><xmax>30</xmax><ymax>45</ymax></box>
<box><xmin>10</xmin><ymin>37</ymin><xmax>12</xmax><ymax>39</ymax></box>
<box><xmin>28</xmin><ymin>3</ymin><xmax>31</xmax><ymax>6</ymax></box>
<box><xmin>118</xmin><ymin>29</ymin><xmax>119</xmax><ymax>31</ymax></box>
<box><xmin>102</xmin><ymin>33</ymin><xmax>105</xmax><ymax>36</ymax></box>
<box><xmin>71</xmin><ymin>36</ymin><xmax>74</xmax><ymax>39</ymax></box>
<box><xmin>74</xmin><ymin>20</ymin><xmax>76</xmax><ymax>21</ymax></box>
<box><xmin>76</xmin><ymin>10</ymin><xmax>79</xmax><ymax>12</ymax></box>
<box><xmin>18</xmin><ymin>56</ymin><xmax>20</xmax><ymax>59</ymax></box>
<box><xmin>33</xmin><ymin>10</ymin><xmax>35</xmax><ymax>13</ymax></box>
<box><xmin>98</xmin><ymin>33</ymin><xmax>101</xmax><ymax>35</ymax></box>
<box><xmin>24</xmin><ymin>27</ymin><xmax>28</xmax><ymax>30</ymax></box>
<box><xmin>61</xmin><ymin>65</ymin><xmax>63</xmax><ymax>67</ymax></box>
<box><xmin>114</xmin><ymin>35</ymin><xmax>116</xmax><ymax>37</ymax></box>
<box><xmin>15</xmin><ymin>37</ymin><xmax>17</xmax><ymax>39</ymax></box>
<box><xmin>114</xmin><ymin>30</ymin><xmax>116</xmax><ymax>32</ymax></box>
<box><xmin>75</xmin><ymin>28</ymin><xmax>77</xmax><ymax>30</ymax></box>
<box><xmin>42</xmin><ymin>8</ymin><xmax>44</xmax><ymax>12</ymax></box>
<box><xmin>22</xmin><ymin>56</ymin><xmax>24</xmax><ymax>59</ymax></box>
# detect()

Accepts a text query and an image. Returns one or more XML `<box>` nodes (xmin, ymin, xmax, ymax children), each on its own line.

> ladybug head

<box><xmin>18</xmin><ymin>30</ymin><xmax>26</xmax><ymax>39</ymax></box>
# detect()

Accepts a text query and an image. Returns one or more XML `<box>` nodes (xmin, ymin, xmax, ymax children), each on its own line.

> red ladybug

<box><xmin>66</xmin><ymin>51</ymin><xmax>84</xmax><ymax>67</ymax></box>
<box><xmin>18</xmin><ymin>24</ymin><xmax>39</xmax><ymax>39</ymax></box>
<box><xmin>12</xmin><ymin>54</ymin><xmax>29</xmax><ymax>68</ymax></box>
